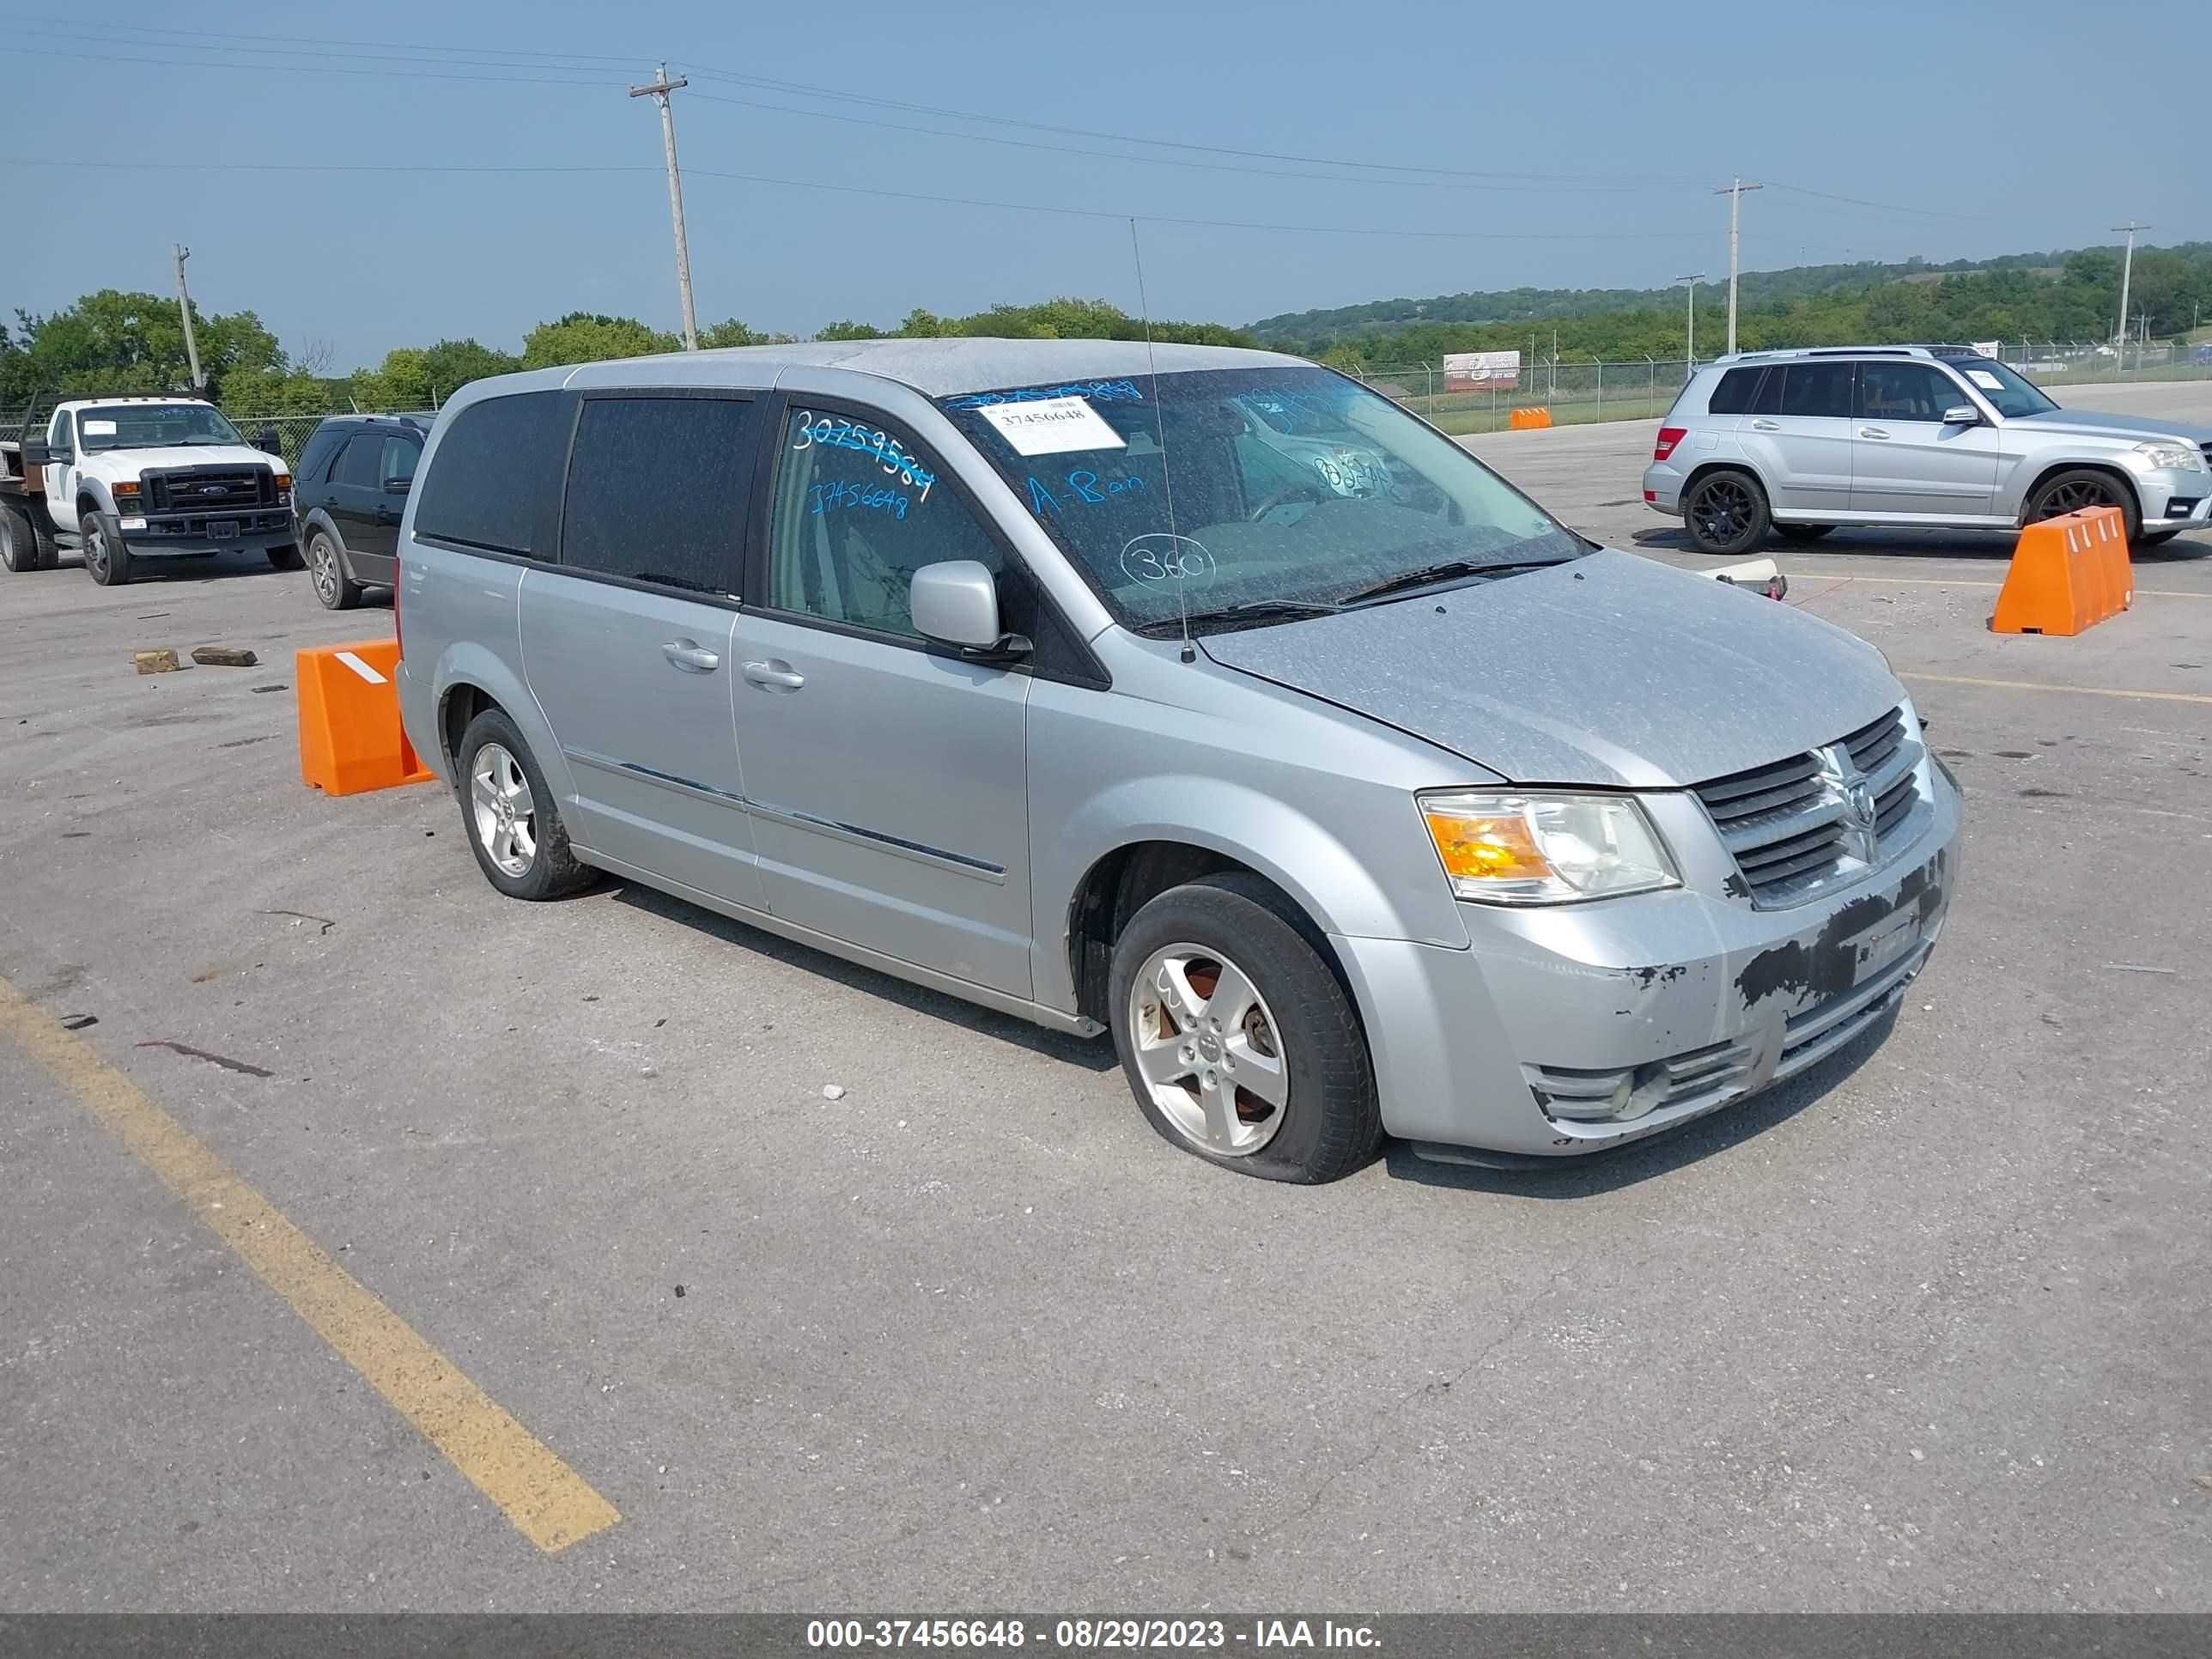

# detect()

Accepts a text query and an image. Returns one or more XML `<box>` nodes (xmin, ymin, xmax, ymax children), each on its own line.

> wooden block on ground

<box><xmin>134</xmin><ymin>649</ymin><xmax>179</xmax><ymax>675</ymax></box>
<box><xmin>191</xmin><ymin>646</ymin><xmax>258</xmax><ymax>667</ymax></box>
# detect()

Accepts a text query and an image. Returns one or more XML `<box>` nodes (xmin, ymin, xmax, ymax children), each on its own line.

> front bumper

<box><xmin>116</xmin><ymin>507</ymin><xmax>295</xmax><ymax>556</ymax></box>
<box><xmin>2132</xmin><ymin>468</ymin><xmax>2212</xmax><ymax>527</ymax></box>
<box><xmin>1334</xmin><ymin>765</ymin><xmax>1961</xmax><ymax>1158</ymax></box>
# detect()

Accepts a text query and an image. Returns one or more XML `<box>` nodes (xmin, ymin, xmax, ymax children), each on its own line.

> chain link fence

<box><xmin>223</xmin><ymin>410</ymin><xmax>436</xmax><ymax>468</ymax></box>
<box><xmin>235</xmin><ymin>340</ymin><xmax>2212</xmax><ymax>455</ymax></box>
<box><xmin>1346</xmin><ymin>338</ymin><xmax>2212</xmax><ymax>436</ymax></box>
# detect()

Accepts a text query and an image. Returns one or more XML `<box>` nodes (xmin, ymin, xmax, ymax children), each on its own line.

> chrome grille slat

<box><xmin>1695</xmin><ymin>704</ymin><xmax>1923</xmax><ymax>906</ymax></box>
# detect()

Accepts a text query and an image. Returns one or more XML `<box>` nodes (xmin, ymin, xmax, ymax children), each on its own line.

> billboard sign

<box><xmin>1443</xmin><ymin>349</ymin><xmax>1521</xmax><ymax>391</ymax></box>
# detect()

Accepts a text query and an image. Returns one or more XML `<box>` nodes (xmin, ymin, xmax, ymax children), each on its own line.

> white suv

<box><xmin>1643</xmin><ymin>345</ymin><xmax>2212</xmax><ymax>556</ymax></box>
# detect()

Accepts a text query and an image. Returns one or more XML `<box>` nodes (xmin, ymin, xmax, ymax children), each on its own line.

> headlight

<box><xmin>2132</xmin><ymin>440</ymin><xmax>2204</xmax><ymax>471</ymax></box>
<box><xmin>1419</xmin><ymin>791</ymin><xmax>1679</xmax><ymax>905</ymax></box>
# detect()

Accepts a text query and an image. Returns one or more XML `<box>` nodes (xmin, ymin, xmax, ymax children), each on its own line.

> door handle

<box><xmin>661</xmin><ymin>640</ymin><xmax>722</xmax><ymax>672</ymax></box>
<box><xmin>1749</xmin><ymin>419</ymin><xmax>1781</xmax><ymax>431</ymax></box>
<box><xmin>741</xmin><ymin>659</ymin><xmax>805</xmax><ymax>690</ymax></box>
<box><xmin>1859</xmin><ymin>427</ymin><xmax>1891</xmax><ymax>440</ymax></box>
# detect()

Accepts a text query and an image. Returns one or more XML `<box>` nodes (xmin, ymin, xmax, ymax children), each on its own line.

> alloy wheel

<box><xmin>1126</xmin><ymin>943</ymin><xmax>1290</xmax><ymax>1156</ymax></box>
<box><xmin>470</xmin><ymin>742</ymin><xmax>538</xmax><ymax>878</ymax></box>
<box><xmin>2035</xmin><ymin>478</ymin><xmax>2117</xmax><ymax>518</ymax></box>
<box><xmin>310</xmin><ymin>534</ymin><xmax>339</xmax><ymax>605</ymax></box>
<box><xmin>1692</xmin><ymin>477</ymin><xmax>1754</xmax><ymax>544</ymax></box>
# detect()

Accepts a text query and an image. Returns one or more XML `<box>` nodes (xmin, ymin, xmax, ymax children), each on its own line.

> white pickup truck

<box><xmin>0</xmin><ymin>395</ymin><xmax>300</xmax><ymax>586</ymax></box>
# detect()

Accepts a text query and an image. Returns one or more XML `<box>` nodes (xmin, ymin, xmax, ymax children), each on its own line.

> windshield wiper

<box><xmin>1336</xmin><ymin>557</ymin><xmax>1567</xmax><ymax>606</ymax></box>
<box><xmin>1139</xmin><ymin>599</ymin><xmax>1343</xmax><ymax>635</ymax></box>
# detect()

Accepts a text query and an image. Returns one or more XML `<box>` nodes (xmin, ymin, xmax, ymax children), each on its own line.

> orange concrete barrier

<box><xmin>296</xmin><ymin>636</ymin><xmax>436</xmax><ymax>796</ymax></box>
<box><xmin>1990</xmin><ymin>506</ymin><xmax>2133</xmax><ymax>637</ymax></box>
<box><xmin>1508</xmin><ymin>407</ymin><xmax>1553</xmax><ymax>430</ymax></box>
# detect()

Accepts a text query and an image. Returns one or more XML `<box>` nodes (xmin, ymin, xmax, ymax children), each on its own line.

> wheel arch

<box><xmin>2016</xmin><ymin>460</ymin><xmax>2141</xmax><ymax>528</ymax></box>
<box><xmin>421</xmin><ymin>641</ymin><xmax>570</xmax><ymax>801</ymax></box>
<box><xmin>1680</xmin><ymin>458</ymin><xmax>1770</xmax><ymax>501</ymax></box>
<box><xmin>1063</xmin><ymin>836</ymin><xmax>1365</xmax><ymax>1029</ymax></box>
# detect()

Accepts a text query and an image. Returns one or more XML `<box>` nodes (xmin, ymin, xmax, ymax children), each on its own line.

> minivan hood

<box><xmin>1199</xmin><ymin>549</ymin><xmax>1902</xmax><ymax>788</ymax></box>
<box><xmin>2010</xmin><ymin>407</ymin><xmax>2212</xmax><ymax>445</ymax></box>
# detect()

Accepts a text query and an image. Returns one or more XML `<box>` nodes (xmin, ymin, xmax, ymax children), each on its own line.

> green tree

<box><xmin>3</xmin><ymin>289</ymin><xmax>284</xmax><ymax>403</ymax></box>
<box><xmin>520</xmin><ymin>313</ymin><xmax>676</xmax><ymax>369</ymax></box>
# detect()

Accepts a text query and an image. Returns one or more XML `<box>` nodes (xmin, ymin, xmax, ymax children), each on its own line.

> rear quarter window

<box><xmin>1705</xmin><ymin>367</ymin><xmax>1767</xmax><ymax>416</ymax></box>
<box><xmin>296</xmin><ymin>424</ymin><xmax>346</xmax><ymax>485</ymax></box>
<box><xmin>413</xmin><ymin>391</ymin><xmax>573</xmax><ymax>556</ymax></box>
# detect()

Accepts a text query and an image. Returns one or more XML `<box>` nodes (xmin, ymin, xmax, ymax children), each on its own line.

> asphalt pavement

<box><xmin>2</xmin><ymin>382</ymin><xmax>2207</xmax><ymax>1612</ymax></box>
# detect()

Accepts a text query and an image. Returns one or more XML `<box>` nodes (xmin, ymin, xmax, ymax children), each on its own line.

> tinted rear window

<box><xmin>297</xmin><ymin>424</ymin><xmax>347</xmax><ymax>485</ymax></box>
<box><xmin>1781</xmin><ymin>362</ymin><xmax>1855</xmax><ymax>419</ymax></box>
<box><xmin>334</xmin><ymin>434</ymin><xmax>383</xmax><ymax>489</ymax></box>
<box><xmin>560</xmin><ymin>396</ymin><xmax>757</xmax><ymax>595</ymax></box>
<box><xmin>1705</xmin><ymin>367</ymin><xmax>1767</xmax><ymax>416</ymax></box>
<box><xmin>413</xmin><ymin>391</ymin><xmax>572</xmax><ymax>556</ymax></box>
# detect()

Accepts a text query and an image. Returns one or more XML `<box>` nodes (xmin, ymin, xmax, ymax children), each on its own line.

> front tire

<box><xmin>454</xmin><ymin>708</ymin><xmax>595</xmax><ymax>901</ymax></box>
<box><xmin>266</xmin><ymin>543</ymin><xmax>305</xmax><ymax>571</ymax></box>
<box><xmin>2025</xmin><ymin>469</ymin><xmax>2142</xmax><ymax>544</ymax></box>
<box><xmin>82</xmin><ymin>513</ymin><xmax>132</xmax><ymax>586</ymax></box>
<box><xmin>1109</xmin><ymin>872</ymin><xmax>1382</xmax><ymax>1183</ymax></box>
<box><xmin>307</xmin><ymin>527</ymin><xmax>363</xmax><ymax>609</ymax></box>
<box><xmin>1683</xmin><ymin>469</ymin><xmax>1771</xmax><ymax>556</ymax></box>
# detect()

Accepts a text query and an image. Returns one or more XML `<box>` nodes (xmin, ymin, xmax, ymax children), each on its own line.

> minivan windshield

<box><xmin>939</xmin><ymin>367</ymin><xmax>1585</xmax><ymax>632</ymax></box>
<box><xmin>1948</xmin><ymin>357</ymin><xmax>2058</xmax><ymax>419</ymax></box>
<box><xmin>76</xmin><ymin>404</ymin><xmax>246</xmax><ymax>453</ymax></box>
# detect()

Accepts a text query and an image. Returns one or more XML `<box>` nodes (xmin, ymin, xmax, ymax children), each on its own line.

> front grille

<box><xmin>143</xmin><ymin>465</ymin><xmax>273</xmax><ymax>514</ymax></box>
<box><xmin>1695</xmin><ymin>705</ymin><xmax>1925</xmax><ymax>907</ymax></box>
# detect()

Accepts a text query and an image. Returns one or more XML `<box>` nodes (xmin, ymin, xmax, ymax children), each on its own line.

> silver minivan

<box><xmin>396</xmin><ymin>341</ymin><xmax>1960</xmax><ymax>1182</ymax></box>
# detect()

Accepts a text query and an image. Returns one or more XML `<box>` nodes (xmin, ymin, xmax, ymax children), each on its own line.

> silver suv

<box><xmin>396</xmin><ymin>341</ymin><xmax>1960</xmax><ymax>1182</ymax></box>
<box><xmin>1644</xmin><ymin>344</ymin><xmax>2212</xmax><ymax>555</ymax></box>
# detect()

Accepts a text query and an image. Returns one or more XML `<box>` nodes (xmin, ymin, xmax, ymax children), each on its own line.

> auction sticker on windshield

<box><xmin>975</xmin><ymin>396</ymin><xmax>1127</xmax><ymax>457</ymax></box>
<box><xmin>1966</xmin><ymin>370</ymin><xmax>2005</xmax><ymax>392</ymax></box>
<box><xmin>82</xmin><ymin>420</ymin><xmax>118</xmax><ymax>436</ymax></box>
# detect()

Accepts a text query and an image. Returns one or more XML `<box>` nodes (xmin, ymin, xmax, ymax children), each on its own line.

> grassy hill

<box><xmin>1249</xmin><ymin>242</ymin><xmax>2212</xmax><ymax>363</ymax></box>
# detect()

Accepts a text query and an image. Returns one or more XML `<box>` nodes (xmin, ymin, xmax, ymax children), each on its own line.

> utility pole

<box><xmin>2111</xmin><ymin>221</ymin><xmax>2149</xmax><ymax>362</ymax></box>
<box><xmin>630</xmin><ymin>64</ymin><xmax>700</xmax><ymax>351</ymax></box>
<box><xmin>173</xmin><ymin>244</ymin><xmax>205</xmax><ymax>392</ymax></box>
<box><xmin>1676</xmin><ymin>273</ymin><xmax>1705</xmax><ymax>375</ymax></box>
<box><xmin>1713</xmin><ymin>178</ymin><xmax>1762</xmax><ymax>356</ymax></box>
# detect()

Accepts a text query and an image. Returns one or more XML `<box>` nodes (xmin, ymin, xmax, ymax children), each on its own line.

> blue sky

<box><xmin>3</xmin><ymin>0</ymin><xmax>2203</xmax><ymax>371</ymax></box>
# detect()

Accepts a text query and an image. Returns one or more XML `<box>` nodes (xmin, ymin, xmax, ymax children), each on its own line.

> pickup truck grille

<box><xmin>1694</xmin><ymin>706</ymin><xmax>1925</xmax><ymax>908</ymax></box>
<box><xmin>143</xmin><ymin>465</ymin><xmax>274</xmax><ymax>514</ymax></box>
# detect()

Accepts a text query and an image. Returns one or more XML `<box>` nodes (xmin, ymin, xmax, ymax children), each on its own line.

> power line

<box><xmin>0</xmin><ymin>155</ymin><xmax>1705</xmax><ymax>243</ymax></box>
<box><xmin>681</xmin><ymin>89</ymin><xmax>1644</xmax><ymax>195</ymax></box>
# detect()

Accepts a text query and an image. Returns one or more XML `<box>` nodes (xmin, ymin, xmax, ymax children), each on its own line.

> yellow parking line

<box><xmin>1902</xmin><ymin>672</ymin><xmax>2212</xmax><ymax>707</ymax></box>
<box><xmin>0</xmin><ymin>977</ymin><xmax>619</xmax><ymax>1555</ymax></box>
<box><xmin>1782</xmin><ymin>571</ymin><xmax>2210</xmax><ymax>599</ymax></box>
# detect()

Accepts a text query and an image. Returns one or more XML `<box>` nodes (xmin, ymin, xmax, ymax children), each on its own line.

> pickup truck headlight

<box><xmin>2132</xmin><ymin>441</ymin><xmax>2204</xmax><ymax>471</ymax></box>
<box><xmin>1419</xmin><ymin>791</ymin><xmax>1679</xmax><ymax>904</ymax></box>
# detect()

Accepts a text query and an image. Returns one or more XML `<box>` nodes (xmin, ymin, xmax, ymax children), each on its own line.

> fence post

<box><xmin>1594</xmin><ymin>358</ymin><xmax>1603</xmax><ymax>422</ymax></box>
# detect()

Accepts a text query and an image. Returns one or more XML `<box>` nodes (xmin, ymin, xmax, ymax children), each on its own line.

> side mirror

<box><xmin>21</xmin><ymin>439</ymin><xmax>50</xmax><ymax>469</ymax></box>
<box><xmin>382</xmin><ymin>476</ymin><xmax>412</xmax><ymax>495</ymax></box>
<box><xmin>1941</xmin><ymin>404</ymin><xmax>1979</xmax><ymax>427</ymax></box>
<box><xmin>255</xmin><ymin>428</ymin><xmax>283</xmax><ymax>456</ymax></box>
<box><xmin>910</xmin><ymin>560</ymin><xmax>1028</xmax><ymax>659</ymax></box>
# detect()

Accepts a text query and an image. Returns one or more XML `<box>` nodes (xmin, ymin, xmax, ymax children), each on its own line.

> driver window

<box><xmin>50</xmin><ymin>411</ymin><xmax>73</xmax><ymax>455</ymax></box>
<box><xmin>1859</xmin><ymin>363</ymin><xmax>1960</xmax><ymax>422</ymax></box>
<box><xmin>768</xmin><ymin>407</ymin><xmax>1000</xmax><ymax>641</ymax></box>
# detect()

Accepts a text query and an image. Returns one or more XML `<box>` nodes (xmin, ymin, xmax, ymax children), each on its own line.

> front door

<box><xmin>732</xmin><ymin>399</ymin><xmax>1034</xmax><ymax>996</ymax></box>
<box><xmin>41</xmin><ymin>411</ymin><xmax>78</xmax><ymax>532</ymax></box>
<box><xmin>1737</xmin><ymin>360</ymin><xmax>1856</xmax><ymax>517</ymax></box>
<box><xmin>517</xmin><ymin>391</ymin><xmax>766</xmax><ymax>911</ymax></box>
<box><xmin>1848</xmin><ymin>361</ymin><xmax>2001</xmax><ymax>520</ymax></box>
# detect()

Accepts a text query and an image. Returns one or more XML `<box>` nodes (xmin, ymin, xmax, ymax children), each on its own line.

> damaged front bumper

<box><xmin>1334</xmin><ymin>763</ymin><xmax>1961</xmax><ymax>1159</ymax></box>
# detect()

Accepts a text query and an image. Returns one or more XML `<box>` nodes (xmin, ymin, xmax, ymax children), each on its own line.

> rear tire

<box><xmin>27</xmin><ymin>507</ymin><xmax>58</xmax><ymax>569</ymax></box>
<box><xmin>266</xmin><ymin>543</ymin><xmax>304</xmax><ymax>571</ymax></box>
<box><xmin>307</xmin><ymin>526</ymin><xmax>364</xmax><ymax>610</ymax></box>
<box><xmin>1772</xmin><ymin>523</ymin><xmax>1834</xmax><ymax>544</ymax></box>
<box><xmin>0</xmin><ymin>504</ymin><xmax>34</xmax><ymax>573</ymax></box>
<box><xmin>82</xmin><ymin>512</ymin><xmax>132</xmax><ymax>586</ymax></box>
<box><xmin>1109</xmin><ymin>872</ymin><xmax>1382</xmax><ymax>1183</ymax></box>
<box><xmin>1683</xmin><ymin>469</ymin><xmax>1771</xmax><ymax>556</ymax></box>
<box><xmin>2024</xmin><ymin>469</ymin><xmax>2142</xmax><ymax>544</ymax></box>
<box><xmin>454</xmin><ymin>708</ymin><xmax>595</xmax><ymax>902</ymax></box>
